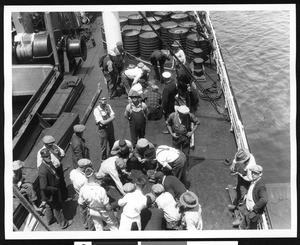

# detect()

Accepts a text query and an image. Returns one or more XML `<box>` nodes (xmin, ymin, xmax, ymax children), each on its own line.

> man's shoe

<box><xmin>232</xmin><ymin>219</ymin><xmax>242</xmax><ymax>227</ymax></box>
<box><xmin>162</xmin><ymin>130</ymin><xmax>170</xmax><ymax>134</ymax></box>
<box><xmin>61</xmin><ymin>220</ymin><xmax>73</xmax><ymax>229</ymax></box>
<box><xmin>228</xmin><ymin>204</ymin><xmax>236</xmax><ymax>211</ymax></box>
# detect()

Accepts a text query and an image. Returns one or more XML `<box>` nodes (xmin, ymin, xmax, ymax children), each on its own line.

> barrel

<box><xmin>122</xmin><ymin>29</ymin><xmax>140</xmax><ymax>57</ymax></box>
<box><xmin>168</xmin><ymin>27</ymin><xmax>189</xmax><ymax>51</ymax></box>
<box><xmin>193</xmin><ymin>57</ymin><xmax>204</xmax><ymax>77</ymax></box>
<box><xmin>186</xmin><ymin>33</ymin><xmax>211</xmax><ymax>61</ymax></box>
<box><xmin>15</xmin><ymin>43</ymin><xmax>33</xmax><ymax>62</ymax></box>
<box><xmin>128</xmin><ymin>14</ymin><xmax>144</xmax><ymax>25</ymax></box>
<box><xmin>146</xmin><ymin>16</ymin><xmax>162</xmax><ymax>24</ymax></box>
<box><xmin>179</xmin><ymin>21</ymin><xmax>197</xmax><ymax>33</ymax></box>
<box><xmin>160</xmin><ymin>21</ymin><xmax>178</xmax><ymax>47</ymax></box>
<box><xmin>119</xmin><ymin>16</ymin><xmax>129</xmax><ymax>29</ymax></box>
<box><xmin>141</xmin><ymin>24</ymin><xmax>160</xmax><ymax>34</ymax></box>
<box><xmin>187</xmin><ymin>11</ymin><xmax>195</xmax><ymax>21</ymax></box>
<box><xmin>192</xmin><ymin>48</ymin><xmax>203</xmax><ymax>59</ymax></box>
<box><xmin>33</xmin><ymin>33</ymin><xmax>52</xmax><ymax>57</ymax></box>
<box><xmin>122</xmin><ymin>24</ymin><xmax>142</xmax><ymax>33</ymax></box>
<box><xmin>101</xmin><ymin>24</ymin><xmax>107</xmax><ymax>50</ymax></box>
<box><xmin>66</xmin><ymin>36</ymin><xmax>87</xmax><ymax>61</ymax></box>
<box><xmin>139</xmin><ymin>31</ymin><xmax>162</xmax><ymax>61</ymax></box>
<box><xmin>153</xmin><ymin>11</ymin><xmax>171</xmax><ymax>21</ymax></box>
<box><xmin>171</xmin><ymin>13</ymin><xmax>189</xmax><ymax>23</ymax></box>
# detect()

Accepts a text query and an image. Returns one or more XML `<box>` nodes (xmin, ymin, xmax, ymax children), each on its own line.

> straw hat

<box><xmin>179</xmin><ymin>191</ymin><xmax>199</xmax><ymax>208</ymax></box>
<box><xmin>235</xmin><ymin>148</ymin><xmax>250</xmax><ymax>164</ymax></box>
<box><xmin>43</xmin><ymin>135</ymin><xmax>55</xmax><ymax>144</ymax></box>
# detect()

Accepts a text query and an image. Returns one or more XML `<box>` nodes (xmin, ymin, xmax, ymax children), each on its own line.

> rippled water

<box><xmin>210</xmin><ymin>11</ymin><xmax>291</xmax><ymax>183</ymax></box>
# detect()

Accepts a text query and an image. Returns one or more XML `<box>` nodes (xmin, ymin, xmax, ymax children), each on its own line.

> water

<box><xmin>210</xmin><ymin>11</ymin><xmax>291</xmax><ymax>183</ymax></box>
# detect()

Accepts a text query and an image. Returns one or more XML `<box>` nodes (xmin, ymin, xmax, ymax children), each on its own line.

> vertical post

<box><xmin>11</xmin><ymin>12</ymin><xmax>34</xmax><ymax>34</ymax></box>
<box><xmin>44</xmin><ymin>12</ymin><xmax>61</xmax><ymax>72</ymax></box>
<box><xmin>102</xmin><ymin>11</ymin><xmax>122</xmax><ymax>51</ymax></box>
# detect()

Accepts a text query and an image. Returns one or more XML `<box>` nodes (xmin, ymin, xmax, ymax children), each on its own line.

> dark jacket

<box><xmin>150</xmin><ymin>50</ymin><xmax>169</xmax><ymax>64</ymax></box>
<box><xmin>141</xmin><ymin>206</ymin><xmax>166</xmax><ymax>230</ymax></box>
<box><xmin>164</xmin><ymin>175</ymin><xmax>187</xmax><ymax>200</ymax></box>
<box><xmin>249</xmin><ymin>179</ymin><xmax>268</xmax><ymax>222</ymax></box>
<box><xmin>71</xmin><ymin>133</ymin><xmax>90</xmax><ymax>168</ymax></box>
<box><xmin>162</xmin><ymin>80</ymin><xmax>178</xmax><ymax>117</ymax></box>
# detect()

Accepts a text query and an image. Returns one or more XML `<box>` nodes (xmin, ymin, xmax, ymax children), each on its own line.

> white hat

<box><xmin>77</xmin><ymin>158</ymin><xmax>92</xmax><ymax>168</ymax></box>
<box><xmin>136</xmin><ymin>138</ymin><xmax>149</xmax><ymax>148</ymax></box>
<box><xmin>123</xmin><ymin>182</ymin><xmax>135</xmax><ymax>193</ymax></box>
<box><xmin>137</xmin><ymin>62</ymin><xmax>145</xmax><ymax>68</ymax></box>
<box><xmin>73</xmin><ymin>124</ymin><xmax>86</xmax><ymax>133</ymax></box>
<box><xmin>177</xmin><ymin>105</ymin><xmax>190</xmax><ymax>114</ymax></box>
<box><xmin>13</xmin><ymin>160</ymin><xmax>23</xmax><ymax>171</ymax></box>
<box><xmin>162</xmin><ymin>71</ymin><xmax>171</xmax><ymax>79</ymax></box>
<box><xmin>43</xmin><ymin>135</ymin><xmax>55</xmax><ymax>144</ymax></box>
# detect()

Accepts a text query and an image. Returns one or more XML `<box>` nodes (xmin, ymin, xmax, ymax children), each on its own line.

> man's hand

<box><xmin>17</xmin><ymin>181</ymin><xmax>22</xmax><ymax>188</ymax></box>
<box><xmin>186</xmin><ymin>132</ymin><xmax>193</xmax><ymax>138</ymax></box>
<box><xmin>172</xmin><ymin>133</ymin><xmax>180</xmax><ymax>139</ymax></box>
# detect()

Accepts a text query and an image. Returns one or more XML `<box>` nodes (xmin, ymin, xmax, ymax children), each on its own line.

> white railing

<box><xmin>207</xmin><ymin>11</ymin><xmax>269</xmax><ymax>230</ymax></box>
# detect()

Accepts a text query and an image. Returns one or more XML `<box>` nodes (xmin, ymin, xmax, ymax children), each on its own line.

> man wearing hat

<box><xmin>144</xmin><ymin>81</ymin><xmax>163</xmax><ymax>121</ymax></box>
<box><xmin>121</xmin><ymin>62</ymin><xmax>150</xmax><ymax>95</ymax></box>
<box><xmin>152</xmin><ymin>183</ymin><xmax>181</xmax><ymax>229</ymax></box>
<box><xmin>149</xmin><ymin>49</ymin><xmax>170</xmax><ymax>82</ymax></box>
<box><xmin>118</xmin><ymin>178</ymin><xmax>147</xmax><ymax>230</ymax></box>
<box><xmin>156</xmin><ymin>145</ymin><xmax>188</xmax><ymax>188</ymax></box>
<box><xmin>124</xmin><ymin>92</ymin><xmax>149</xmax><ymax>147</ymax></box>
<box><xmin>93</xmin><ymin>97</ymin><xmax>116</xmax><ymax>160</ymax></box>
<box><xmin>78</xmin><ymin>166</ymin><xmax>118</xmax><ymax>231</ymax></box>
<box><xmin>71</xmin><ymin>124</ymin><xmax>90</xmax><ymax>169</ymax></box>
<box><xmin>13</xmin><ymin>160</ymin><xmax>41</xmax><ymax>212</ymax></box>
<box><xmin>166</xmin><ymin>105</ymin><xmax>200</xmax><ymax>158</ymax></box>
<box><xmin>171</xmin><ymin>41</ymin><xmax>186</xmax><ymax>69</ymax></box>
<box><xmin>38</xmin><ymin>148</ymin><xmax>72</xmax><ymax>229</ymax></box>
<box><xmin>110</xmin><ymin>139</ymin><xmax>134</xmax><ymax>160</ymax></box>
<box><xmin>69</xmin><ymin>158</ymin><xmax>95</xmax><ymax>230</ymax></box>
<box><xmin>113</xmin><ymin>41</ymin><xmax>126</xmax><ymax>77</ymax></box>
<box><xmin>154</xmin><ymin>171</ymin><xmax>187</xmax><ymax>201</ymax></box>
<box><xmin>161</xmin><ymin>71</ymin><xmax>178</xmax><ymax>134</ymax></box>
<box><xmin>95</xmin><ymin>156</ymin><xmax>130</xmax><ymax>196</ymax></box>
<box><xmin>100</xmin><ymin>50</ymin><xmax>118</xmax><ymax>99</ymax></box>
<box><xmin>229</xmin><ymin>148</ymin><xmax>257</xmax><ymax>216</ymax></box>
<box><xmin>236</xmin><ymin>165</ymin><xmax>268</xmax><ymax>229</ymax></box>
<box><xmin>179</xmin><ymin>191</ymin><xmax>203</xmax><ymax>230</ymax></box>
<box><xmin>37</xmin><ymin>135</ymin><xmax>70</xmax><ymax>202</ymax></box>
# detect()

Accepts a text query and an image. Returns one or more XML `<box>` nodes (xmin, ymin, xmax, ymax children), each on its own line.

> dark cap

<box><xmin>40</xmin><ymin>148</ymin><xmax>51</xmax><ymax>157</ymax></box>
<box><xmin>118</xmin><ymin>139</ymin><xmax>127</xmax><ymax>148</ymax></box>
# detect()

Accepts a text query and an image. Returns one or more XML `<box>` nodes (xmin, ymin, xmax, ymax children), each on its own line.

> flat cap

<box><xmin>137</xmin><ymin>62</ymin><xmax>145</xmax><ymax>68</ymax></box>
<box><xmin>128</xmin><ymin>90</ymin><xmax>140</xmax><ymax>97</ymax></box>
<box><xmin>251</xmin><ymin>165</ymin><xmax>263</xmax><ymax>174</ymax></box>
<box><xmin>151</xmin><ymin>183</ymin><xmax>165</xmax><ymax>194</ymax></box>
<box><xmin>13</xmin><ymin>160</ymin><xmax>23</xmax><ymax>171</ymax></box>
<box><xmin>177</xmin><ymin>105</ymin><xmax>190</xmax><ymax>114</ymax></box>
<box><xmin>162</xmin><ymin>71</ymin><xmax>171</xmax><ymax>79</ymax></box>
<box><xmin>77</xmin><ymin>158</ymin><xmax>92</xmax><ymax>168</ymax></box>
<box><xmin>123</xmin><ymin>182</ymin><xmax>135</xmax><ymax>193</ymax></box>
<box><xmin>40</xmin><ymin>148</ymin><xmax>51</xmax><ymax>157</ymax></box>
<box><xmin>74</xmin><ymin>124</ymin><xmax>86</xmax><ymax>133</ymax></box>
<box><xmin>136</xmin><ymin>138</ymin><xmax>149</xmax><ymax>148</ymax></box>
<box><xmin>154</xmin><ymin>171</ymin><xmax>164</xmax><ymax>181</ymax></box>
<box><xmin>43</xmin><ymin>135</ymin><xmax>55</xmax><ymax>144</ymax></box>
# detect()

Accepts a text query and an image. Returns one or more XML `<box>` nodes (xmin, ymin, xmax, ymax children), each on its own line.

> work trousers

<box><xmin>150</xmin><ymin>59</ymin><xmax>165</xmax><ymax>82</ymax></box>
<box><xmin>236</xmin><ymin>175</ymin><xmax>251</xmax><ymax>206</ymax></box>
<box><xmin>79</xmin><ymin>204</ymin><xmax>95</xmax><ymax>230</ymax></box>
<box><xmin>166</xmin><ymin>151</ymin><xmax>188</xmax><ymax>188</ymax></box>
<box><xmin>56</xmin><ymin>164</ymin><xmax>69</xmax><ymax>201</ymax></box>
<box><xmin>45</xmin><ymin>201</ymin><xmax>67</xmax><ymax>228</ymax></box>
<box><xmin>172</xmin><ymin>135</ymin><xmax>191</xmax><ymax>158</ymax></box>
<box><xmin>98</xmin><ymin>122</ymin><xmax>115</xmax><ymax>160</ymax></box>
<box><xmin>119</xmin><ymin>213</ymin><xmax>141</xmax><ymax>231</ymax></box>
<box><xmin>103</xmin><ymin>71</ymin><xmax>118</xmax><ymax>99</ymax></box>
<box><xmin>89</xmin><ymin>208</ymin><xmax>119</xmax><ymax>231</ymax></box>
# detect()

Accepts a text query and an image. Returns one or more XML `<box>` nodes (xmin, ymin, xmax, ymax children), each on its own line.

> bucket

<box><xmin>193</xmin><ymin>57</ymin><xmax>204</xmax><ymax>77</ymax></box>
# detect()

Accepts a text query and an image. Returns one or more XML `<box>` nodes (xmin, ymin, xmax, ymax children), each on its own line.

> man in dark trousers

<box><xmin>71</xmin><ymin>124</ymin><xmax>90</xmax><ymax>169</ymax></box>
<box><xmin>161</xmin><ymin>71</ymin><xmax>178</xmax><ymax>134</ymax></box>
<box><xmin>38</xmin><ymin>148</ymin><xmax>72</xmax><ymax>229</ymax></box>
<box><xmin>149</xmin><ymin>49</ymin><xmax>170</xmax><ymax>82</ymax></box>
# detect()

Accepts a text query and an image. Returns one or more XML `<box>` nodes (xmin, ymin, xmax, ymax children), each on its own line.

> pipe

<box><xmin>44</xmin><ymin>12</ymin><xmax>61</xmax><ymax>72</ymax></box>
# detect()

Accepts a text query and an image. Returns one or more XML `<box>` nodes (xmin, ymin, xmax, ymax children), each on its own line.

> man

<box><xmin>229</xmin><ymin>148</ymin><xmax>257</xmax><ymax>218</ymax></box>
<box><xmin>95</xmin><ymin>156</ymin><xmax>130</xmax><ymax>196</ymax></box>
<box><xmin>171</xmin><ymin>41</ymin><xmax>186</xmax><ymax>69</ymax></box>
<box><xmin>154</xmin><ymin>171</ymin><xmax>187</xmax><ymax>201</ymax></box>
<box><xmin>121</xmin><ymin>62</ymin><xmax>150</xmax><ymax>94</ymax></box>
<box><xmin>118</xmin><ymin>178</ymin><xmax>147</xmax><ymax>230</ymax></box>
<box><xmin>161</xmin><ymin>71</ymin><xmax>178</xmax><ymax>134</ymax></box>
<box><xmin>166</xmin><ymin>105</ymin><xmax>200</xmax><ymax>158</ymax></box>
<box><xmin>78</xmin><ymin>166</ymin><xmax>119</xmax><ymax>231</ymax></box>
<box><xmin>69</xmin><ymin>158</ymin><xmax>95</xmax><ymax>230</ymax></box>
<box><xmin>113</xmin><ymin>41</ymin><xmax>126</xmax><ymax>77</ymax></box>
<box><xmin>37</xmin><ymin>135</ymin><xmax>70</xmax><ymax>201</ymax></box>
<box><xmin>100</xmin><ymin>50</ymin><xmax>118</xmax><ymax>99</ymax></box>
<box><xmin>156</xmin><ymin>145</ymin><xmax>188</xmax><ymax>188</ymax></box>
<box><xmin>93</xmin><ymin>97</ymin><xmax>115</xmax><ymax>160</ymax></box>
<box><xmin>144</xmin><ymin>83</ymin><xmax>163</xmax><ymax>121</ymax></box>
<box><xmin>38</xmin><ymin>149</ymin><xmax>72</xmax><ymax>229</ymax></box>
<box><xmin>70</xmin><ymin>124</ymin><xmax>90</xmax><ymax>169</ymax></box>
<box><xmin>124</xmin><ymin>90</ymin><xmax>149</xmax><ymax>147</ymax></box>
<box><xmin>110</xmin><ymin>139</ymin><xmax>134</xmax><ymax>160</ymax></box>
<box><xmin>149</xmin><ymin>49</ymin><xmax>170</xmax><ymax>82</ymax></box>
<box><xmin>179</xmin><ymin>191</ymin><xmax>203</xmax><ymax>230</ymax></box>
<box><xmin>237</xmin><ymin>165</ymin><xmax>268</xmax><ymax>229</ymax></box>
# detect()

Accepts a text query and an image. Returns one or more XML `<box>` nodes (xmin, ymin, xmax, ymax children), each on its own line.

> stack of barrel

<box><xmin>186</xmin><ymin>33</ymin><xmax>211</xmax><ymax>62</ymax></box>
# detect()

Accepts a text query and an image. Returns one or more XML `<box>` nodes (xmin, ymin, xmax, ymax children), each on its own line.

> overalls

<box><xmin>129</xmin><ymin>104</ymin><xmax>146</xmax><ymax>147</ymax></box>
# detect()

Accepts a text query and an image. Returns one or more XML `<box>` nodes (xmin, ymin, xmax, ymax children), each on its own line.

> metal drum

<box><xmin>141</xmin><ymin>24</ymin><xmax>160</xmax><ymax>34</ymax></box>
<box><xmin>179</xmin><ymin>21</ymin><xmax>197</xmax><ymax>33</ymax></box>
<box><xmin>128</xmin><ymin>14</ymin><xmax>144</xmax><ymax>25</ymax></box>
<box><xmin>15</xmin><ymin>43</ymin><xmax>33</xmax><ymax>62</ymax></box>
<box><xmin>33</xmin><ymin>33</ymin><xmax>52</xmax><ymax>57</ymax></box>
<box><xmin>171</xmin><ymin>13</ymin><xmax>189</xmax><ymax>23</ymax></box>
<box><xmin>193</xmin><ymin>57</ymin><xmax>204</xmax><ymax>77</ymax></box>
<box><xmin>66</xmin><ymin>36</ymin><xmax>87</xmax><ymax>61</ymax></box>
<box><xmin>192</xmin><ymin>48</ymin><xmax>203</xmax><ymax>59</ymax></box>
<box><xmin>101</xmin><ymin>24</ymin><xmax>107</xmax><ymax>50</ymax></box>
<box><xmin>154</xmin><ymin>11</ymin><xmax>171</xmax><ymax>21</ymax></box>
<box><xmin>122</xmin><ymin>25</ymin><xmax>142</xmax><ymax>33</ymax></box>
<box><xmin>160</xmin><ymin>21</ymin><xmax>178</xmax><ymax>47</ymax></box>
<box><xmin>169</xmin><ymin>27</ymin><xmax>189</xmax><ymax>51</ymax></box>
<box><xmin>139</xmin><ymin>31</ymin><xmax>162</xmax><ymax>61</ymax></box>
<box><xmin>146</xmin><ymin>16</ymin><xmax>162</xmax><ymax>24</ymax></box>
<box><xmin>186</xmin><ymin>33</ymin><xmax>211</xmax><ymax>61</ymax></box>
<box><xmin>122</xmin><ymin>29</ymin><xmax>140</xmax><ymax>57</ymax></box>
<box><xmin>119</xmin><ymin>16</ymin><xmax>129</xmax><ymax>29</ymax></box>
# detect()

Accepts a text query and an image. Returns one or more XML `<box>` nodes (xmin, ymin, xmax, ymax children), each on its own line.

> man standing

<box><xmin>93</xmin><ymin>97</ymin><xmax>115</xmax><ymax>160</ymax></box>
<box><xmin>171</xmin><ymin>41</ymin><xmax>186</xmax><ymax>69</ymax></box>
<box><xmin>161</xmin><ymin>71</ymin><xmax>178</xmax><ymax>134</ymax></box>
<box><xmin>69</xmin><ymin>158</ymin><xmax>95</xmax><ymax>230</ymax></box>
<box><xmin>149</xmin><ymin>49</ymin><xmax>170</xmax><ymax>82</ymax></box>
<box><xmin>38</xmin><ymin>149</ymin><xmax>72</xmax><ymax>229</ymax></box>
<box><xmin>166</xmin><ymin>105</ymin><xmax>200</xmax><ymax>158</ymax></box>
<box><xmin>70</xmin><ymin>124</ymin><xmax>90</xmax><ymax>169</ymax></box>
<box><xmin>144</xmin><ymin>84</ymin><xmax>163</xmax><ymax>121</ymax></box>
<box><xmin>113</xmin><ymin>41</ymin><xmax>126</xmax><ymax>77</ymax></box>
<box><xmin>237</xmin><ymin>165</ymin><xmax>268</xmax><ymax>229</ymax></box>
<box><xmin>37</xmin><ymin>135</ymin><xmax>70</xmax><ymax>201</ymax></box>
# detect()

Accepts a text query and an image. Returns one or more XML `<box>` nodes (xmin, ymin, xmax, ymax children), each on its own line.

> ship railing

<box><xmin>206</xmin><ymin>11</ymin><xmax>270</xmax><ymax>230</ymax></box>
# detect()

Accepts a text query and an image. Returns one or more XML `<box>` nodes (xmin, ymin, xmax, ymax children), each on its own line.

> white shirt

<box><xmin>118</xmin><ymin>189</ymin><xmax>147</xmax><ymax>218</ymax></box>
<box><xmin>156</xmin><ymin>145</ymin><xmax>180</xmax><ymax>167</ymax></box>
<box><xmin>125</xmin><ymin>67</ymin><xmax>143</xmax><ymax>80</ymax></box>
<box><xmin>37</xmin><ymin>145</ymin><xmax>64</xmax><ymax>168</ymax></box>
<box><xmin>175</xmin><ymin>49</ymin><xmax>186</xmax><ymax>64</ymax></box>
<box><xmin>183</xmin><ymin>204</ymin><xmax>203</xmax><ymax>230</ymax></box>
<box><xmin>78</xmin><ymin>182</ymin><xmax>109</xmax><ymax>212</ymax></box>
<box><xmin>69</xmin><ymin>169</ymin><xmax>88</xmax><ymax>194</ymax></box>
<box><xmin>95</xmin><ymin>156</ymin><xmax>125</xmax><ymax>196</ymax></box>
<box><xmin>155</xmin><ymin>192</ymin><xmax>181</xmax><ymax>222</ymax></box>
<box><xmin>93</xmin><ymin>104</ymin><xmax>115</xmax><ymax>125</ymax></box>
